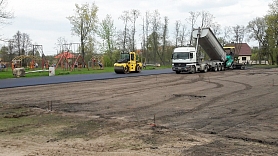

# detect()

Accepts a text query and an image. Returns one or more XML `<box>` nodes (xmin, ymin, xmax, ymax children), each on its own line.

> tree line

<box><xmin>1</xmin><ymin>0</ymin><xmax>278</xmax><ymax>66</ymax></box>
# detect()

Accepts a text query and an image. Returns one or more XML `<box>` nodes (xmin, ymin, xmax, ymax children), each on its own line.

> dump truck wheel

<box><xmin>201</xmin><ymin>65</ymin><xmax>208</xmax><ymax>73</ymax></box>
<box><xmin>214</xmin><ymin>65</ymin><xmax>218</xmax><ymax>72</ymax></box>
<box><xmin>190</xmin><ymin>66</ymin><xmax>196</xmax><ymax>74</ymax></box>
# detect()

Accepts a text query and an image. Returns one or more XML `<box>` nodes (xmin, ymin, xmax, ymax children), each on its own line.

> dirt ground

<box><xmin>0</xmin><ymin>68</ymin><xmax>278</xmax><ymax>156</ymax></box>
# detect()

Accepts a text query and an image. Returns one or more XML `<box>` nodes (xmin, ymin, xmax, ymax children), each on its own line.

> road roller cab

<box><xmin>114</xmin><ymin>52</ymin><xmax>143</xmax><ymax>74</ymax></box>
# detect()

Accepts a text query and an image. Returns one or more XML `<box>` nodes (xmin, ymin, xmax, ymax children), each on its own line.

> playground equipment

<box><xmin>32</xmin><ymin>45</ymin><xmax>49</xmax><ymax>69</ymax></box>
<box><xmin>55</xmin><ymin>51</ymin><xmax>89</xmax><ymax>71</ymax></box>
<box><xmin>55</xmin><ymin>51</ymin><xmax>75</xmax><ymax>70</ymax></box>
<box><xmin>11</xmin><ymin>55</ymin><xmax>43</xmax><ymax>70</ymax></box>
<box><xmin>90</xmin><ymin>55</ymin><xmax>104</xmax><ymax>70</ymax></box>
<box><xmin>72</xmin><ymin>54</ymin><xmax>89</xmax><ymax>71</ymax></box>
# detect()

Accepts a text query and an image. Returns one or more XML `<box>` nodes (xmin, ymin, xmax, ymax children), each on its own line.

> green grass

<box><xmin>250</xmin><ymin>64</ymin><xmax>278</xmax><ymax>69</ymax></box>
<box><xmin>0</xmin><ymin>65</ymin><xmax>171</xmax><ymax>80</ymax></box>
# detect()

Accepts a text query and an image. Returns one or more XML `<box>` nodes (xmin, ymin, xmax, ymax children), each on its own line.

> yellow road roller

<box><xmin>114</xmin><ymin>52</ymin><xmax>143</xmax><ymax>74</ymax></box>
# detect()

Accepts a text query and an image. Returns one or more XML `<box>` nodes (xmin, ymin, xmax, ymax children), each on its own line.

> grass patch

<box><xmin>57</xmin><ymin>119</ymin><xmax>103</xmax><ymax>139</ymax></box>
<box><xmin>250</xmin><ymin>64</ymin><xmax>278</xmax><ymax>69</ymax></box>
<box><xmin>0</xmin><ymin>104</ymin><xmax>110</xmax><ymax>140</ymax></box>
<box><xmin>0</xmin><ymin>105</ymin><xmax>83</xmax><ymax>138</ymax></box>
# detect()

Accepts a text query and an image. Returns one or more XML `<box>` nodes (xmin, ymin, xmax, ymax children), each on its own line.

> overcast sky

<box><xmin>0</xmin><ymin>0</ymin><xmax>272</xmax><ymax>55</ymax></box>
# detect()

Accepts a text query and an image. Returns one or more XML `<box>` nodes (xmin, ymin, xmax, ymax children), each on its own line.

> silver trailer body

<box><xmin>192</xmin><ymin>27</ymin><xmax>226</xmax><ymax>62</ymax></box>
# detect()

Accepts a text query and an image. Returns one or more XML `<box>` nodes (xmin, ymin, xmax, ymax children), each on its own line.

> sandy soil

<box><xmin>0</xmin><ymin>68</ymin><xmax>278</xmax><ymax>156</ymax></box>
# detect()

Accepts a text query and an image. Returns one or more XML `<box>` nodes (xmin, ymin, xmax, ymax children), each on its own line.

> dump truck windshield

<box><xmin>172</xmin><ymin>52</ymin><xmax>189</xmax><ymax>59</ymax></box>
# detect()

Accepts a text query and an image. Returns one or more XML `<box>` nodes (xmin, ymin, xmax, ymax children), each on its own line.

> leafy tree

<box><xmin>246</xmin><ymin>17</ymin><xmax>267</xmax><ymax>64</ymax></box>
<box><xmin>150</xmin><ymin>10</ymin><xmax>162</xmax><ymax>64</ymax></box>
<box><xmin>0</xmin><ymin>46</ymin><xmax>9</xmax><ymax>61</ymax></box>
<box><xmin>97</xmin><ymin>14</ymin><xmax>116</xmax><ymax>66</ymax></box>
<box><xmin>265</xmin><ymin>0</ymin><xmax>278</xmax><ymax>64</ymax></box>
<box><xmin>0</xmin><ymin>41</ymin><xmax>16</xmax><ymax>62</ymax></box>
<box><xmin>67</xmin><ymin>2</ymin><xmax>98</xmax><ymax>63</ymax></box>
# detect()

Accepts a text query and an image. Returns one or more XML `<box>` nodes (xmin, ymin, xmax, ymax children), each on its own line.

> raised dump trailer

<box><xmin>172</xmin><ymin>27</ymin><xmax>226</xmax><ymax>74</ymax></box>
<box><xmin>192</xmin><ymin>27</ymin><xmax>226</xmax><ymax>62</ymax></box>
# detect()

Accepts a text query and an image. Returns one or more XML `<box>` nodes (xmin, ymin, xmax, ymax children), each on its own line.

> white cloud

<box><xmin>0</xmin><ymin>0</ymin><xmax>272</xmax><ymax>55</ymax></box>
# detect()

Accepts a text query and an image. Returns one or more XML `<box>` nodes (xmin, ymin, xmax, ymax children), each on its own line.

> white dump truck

<box><xmin>172</xmin><ymin>27</ymin><xmax>239</xmax><ymax>74</ymax></box>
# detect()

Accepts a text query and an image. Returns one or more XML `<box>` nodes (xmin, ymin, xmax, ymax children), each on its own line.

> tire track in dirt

<box><xmin>57</xmin><ymin>75</ymin><xmax>188</xmax><ymax>108</ymax></box>
<box><xmin>103</xmin><ymin>76</ymin><xmax>224</xmax><ymax>116</ymax></box>
<box><xmin>207</xmin><ymin>92</ymin><xmax>278</xmax><ymax>146</ymax></box>
<box><xmin>160</xmin><ymin>78</ymin><xmax>278</xmax><ymax>147</ymax></box>
<box><xmin>156</xmin><ymin>79</ymin><xmax>252</xmax><ymax>121</ymax></box>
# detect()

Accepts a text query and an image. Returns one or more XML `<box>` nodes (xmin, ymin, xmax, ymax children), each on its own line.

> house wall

<box><xmin>238</xmin><ymin>56</ymin><xmax>251</xmax><ymax>64</ymax></box>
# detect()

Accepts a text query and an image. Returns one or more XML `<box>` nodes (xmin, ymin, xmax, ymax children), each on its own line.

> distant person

<box><xmin>98</xmin><ymin>61</ymin><xmax>103</xmax><ymax>69</ymax></box>
<box><xmin>3</xmin><ymin>63</ymin><xmax>6</xmax><ymax>71</ymax></box>
<box><xmin>143</xmin><ymin>62</ymin><xmax>146</xmax><ymax>69</ymax></box>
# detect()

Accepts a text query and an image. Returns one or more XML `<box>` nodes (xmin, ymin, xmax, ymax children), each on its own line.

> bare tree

<box><xmin>200</xmin><ymin>11</ymin><xmax>215</xmax><ymax>28</ymax></box>
<box><xmin>218</xmin><ymin>26</ymin><xmax>232</xmax><ymax>46</ymax></box>
<box><xmin>232</xmin><ymin>25</ymin><xmax>246</xmax><ymax>57</ymax></box>
<box><xmin>0</xmin><ymin>0</ymin><xmax>14</xmax><ymax>25</ymax></box>
<box><xmin>179</xmin><ymin>24</ymin><xmax>188</xmax><ymax>46</ymax></box>
<box><xmin>145</xmin><ymin>11</ymin><xmax>150</xmax><ymax>63</ymax></box>
<box><xmin>13</xmin><ymin>31</ymin><xmax>22</xmax><ymax>56</ymax></box>
<box><xmin>12</xmin><ymin>31</ymin><xmax>32</xmax><ymax>56</ymax></box>
<box><xmin>187</xmin><ymin>11</ymin><xmax>200</xmax><ymax>45</ymax></box>
<box><xmin>211</xmin><ymin>23</ymin><xmax>221</xmax><ymax>37</ymax></box>
<box><xmin>119</xmin><ymin>11</ymin><xmax>131</xmax><ymax>52</ymax></box>
<box><xmin>161</xmin><ymin>16</ymin><xmax>169</xmax><ymax>65</ymax></box>
<box><xmin>174</xmin><ymin>20</ymin><xmax>181</xmax><ymax>47</ymax></box>
<box><xmin>21</xmin><ymin>33</ymin><xmax>32</xmax><ymax>55</ymax></box>
<box><xmin>55</xmin><ymin>37</ymin><xmax>68</xmax><ymax>53</ymax></box>
<box><xmin>130</xmin><ymin>9</ymin><xmax>140</xmax><ymax>52</ymax></box>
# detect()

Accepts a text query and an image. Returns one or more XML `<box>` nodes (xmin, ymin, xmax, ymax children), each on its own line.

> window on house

<box><xmin>242</xmin><ymin>57</ymin><xmax>246</xmax><ymax>61</ymax></box>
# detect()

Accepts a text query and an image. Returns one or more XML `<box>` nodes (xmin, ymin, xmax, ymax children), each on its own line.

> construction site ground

<box><xmin>0</xmin><ymin>68</ymin><xmax>277</xmax><ymax>156</ymax></box>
